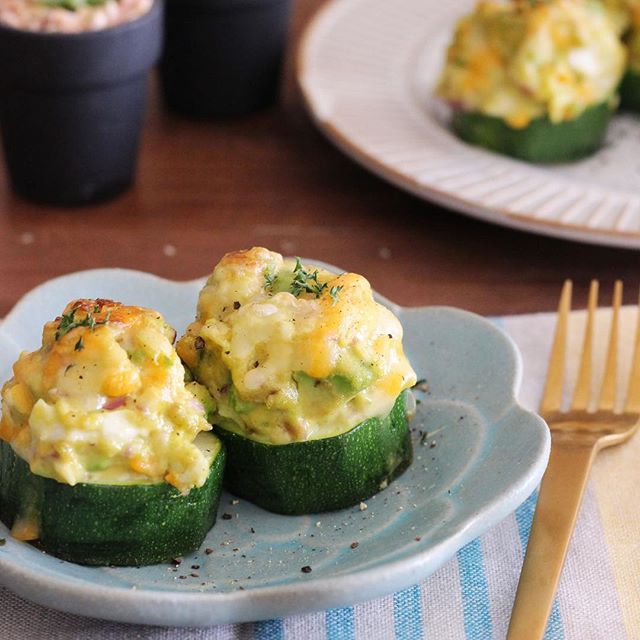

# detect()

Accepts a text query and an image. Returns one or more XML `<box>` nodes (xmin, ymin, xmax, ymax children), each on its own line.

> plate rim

<box><xmin>0</xmin><ymin>268</ymin><xmax>550</xmax><ymax>626</ymax></box>
<box><xmin>296</xmin><ymin>0</ymin><xmax>640</xmax><ymax>250</ymax></box>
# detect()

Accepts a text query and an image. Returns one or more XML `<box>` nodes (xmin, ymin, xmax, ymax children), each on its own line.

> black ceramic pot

<box><xmin>0</xmin><ymin>1</ymin><xmax>163</xmax><ymax>206</ymax></box>
<box><xmin>161</xmin><ymin>0</ymin><xmax>291</xmax><ymax>118</ymax></box>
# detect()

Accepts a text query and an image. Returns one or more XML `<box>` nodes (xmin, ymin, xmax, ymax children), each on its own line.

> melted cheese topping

<box><xmin>0</xmin><ymin>299</ymin><xmax>214</xmax><ymax>493</ymax></box>
<box><xmin>177</xmin><ymin>247</ymin><xmax>417</xmax><ymax>445</ymax></box>
<box><xmin>436</xmin><ymin>0</ymin><xmax>625</xmax><ymax>128</ymax></box>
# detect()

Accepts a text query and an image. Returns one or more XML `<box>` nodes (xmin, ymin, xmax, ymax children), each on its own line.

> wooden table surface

<box><xmin>1</xmin><ymin>0</ymin><xmax>639</xmax><ymax>319</ymax></box>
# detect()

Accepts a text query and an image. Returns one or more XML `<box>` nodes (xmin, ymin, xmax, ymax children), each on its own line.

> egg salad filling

<box><xmin>177</xmin><ymin>247</ymin><xmax>417</xmax><ymax>445</ymax></box>
<box><xmin>436</xmin><ymin>0</ymin><xmax>625</xmax><ymax>129</ymax></box>
<box><xmin>0</xmin><ymin>299</ymin><xmax>214</xmax><ymax>493</ymax></box>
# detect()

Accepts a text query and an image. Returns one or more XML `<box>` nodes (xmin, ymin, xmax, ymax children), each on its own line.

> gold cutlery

<box><xmin>507</xmin><ymin>280</ymin><xmax>640</xmax><ymax>639</ymax></box>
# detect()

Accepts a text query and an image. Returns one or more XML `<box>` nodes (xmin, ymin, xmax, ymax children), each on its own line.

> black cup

<box><xmin>0</xmin><ymin>1</ymin><xmax>163</xmax><ymax>206</ymax></box>
<box><xmin>161</xmin><ymin>0</ymin><xmax>291</xmax><ymax>118</ymax></box>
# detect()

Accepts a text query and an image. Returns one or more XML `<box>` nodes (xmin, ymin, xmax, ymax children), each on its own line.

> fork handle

<box><xmin>507</xmin><ymin>437</ymin><xmax>598</xmax><ymax>639</ymax></box>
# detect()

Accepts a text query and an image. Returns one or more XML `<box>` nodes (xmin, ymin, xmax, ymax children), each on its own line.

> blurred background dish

<box><xmin>435</xmin><ymin>0</ymin><xmax>625</xmax><ymax>163</ymax></box>
<box><xmin>298</xmin><ymin>0</ymin><xmax>640</xmax><ymax>249</ymax></box>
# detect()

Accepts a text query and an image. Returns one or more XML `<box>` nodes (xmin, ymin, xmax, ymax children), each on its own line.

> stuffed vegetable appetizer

<box><xmin>177</xmin><ymin>247</ymin><xmax>417</xmax><ymax>515</ymax></box>
<box><xmin>436</xmin><ymin>0</ymin><xmax>625</xmax><ymax>163</ymax></box>
<box><xmin>0</xmin><ymin>0</ymin><xmax>153</xmax><ymax>33</ymax></box>
<box><xmin>0</xmin><ymin>299</ymin><xmax>225</xmax><ymax>566</ymax></box>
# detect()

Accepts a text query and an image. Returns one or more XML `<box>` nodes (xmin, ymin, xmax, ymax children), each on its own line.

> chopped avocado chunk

<box><xmin>86</xmin><ymin>457</ymin><xmax>111</xmax><ymax>472</ymax></box>
<box><xmin>127</xmin><ymin>348</ymin><xmax>147</xmax><ymax>365</ymax></box>
<box><xmin>229</xmin><ymin>385</ymin><xmax>257</xmax><ymax>414</ymax></box>
<box><xmin>294</xmin><ymin>364</ymin><xmax>375</xmax><ymax>399</ymax></box>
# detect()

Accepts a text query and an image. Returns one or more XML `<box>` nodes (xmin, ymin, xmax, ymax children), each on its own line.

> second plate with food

<box><xmin>298</xmin><ymin>0</ymin><xmax>640</xmax><ymax>249</ymax></box>
<box><xmin>0</xmin><ymin>267</ymin><xmax>549</xmax><ymax>626</ymax></box>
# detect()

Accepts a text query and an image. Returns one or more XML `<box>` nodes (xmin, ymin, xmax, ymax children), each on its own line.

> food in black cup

<box><xmin>0</xmin><ymin>0</ymin><xmax>163</xmax><ymax>205</ymax></box>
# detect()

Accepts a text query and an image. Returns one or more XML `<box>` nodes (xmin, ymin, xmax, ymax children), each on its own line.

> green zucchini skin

<box><xmin>0</xmin><ymin>437</ymin><xmax>225</xmax><ymax>566</ymax></box>
<box><xmin>620</xmin><ymin>69</ymin><xmax>640</xmax><ymax>112</ymax></box>
<box><xmin>451</xmin><ymin>101</ymin><xmax>613</xmax><ymax>163</ymax></box>
<box><xmin>214</xmin><ymin>392</ymin><xmax>412</xmax><ymax>515</ymax></box>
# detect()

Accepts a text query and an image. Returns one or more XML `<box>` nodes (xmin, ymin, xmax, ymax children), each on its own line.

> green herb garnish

<box><xmin>55</xmin><ymin>305</ymin><xmax>110</xmax><ymax>341</ymax></box>
<box><xmin>0</xmin><ymin>538</ymin><xmax>6</xmax><ymax>546</ymax></box>
<box><xmin>329</xmin><ymin>285</ymin><xmax>344</xmax><ymax>305</ymax></box>
<box><xmin>264</xmin><ymin>269</ymin><xmax>278</xmax><ymax>293</ymax></box>
<box><xmin>74</xmin><ymin>337</ymin><xmax>84</xmax><ymax>351</ymax></box>
<box><xmin>265</xmin><ymin>259</ymin><xmax>343</xmax><ymax>303</ymax></box>
<box><xmin>290</xmin><ymin>258</ymin><xmax>328</xmax><ymax>299</ymax></box>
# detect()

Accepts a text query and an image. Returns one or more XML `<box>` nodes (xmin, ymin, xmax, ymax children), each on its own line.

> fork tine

<box><xmin>540</xmin><ymin>280</ymin><xmax>572</xmax><ymax>414</ymax></box>
<box><xmin>571</xmin><ymin>280</ymin><xmax>598</xmax><ymax>410</ymax></box>
<box><xmin>599</xmin><ymin>281</ymin><xmax>623</xmax><ymax>411</ymax></box>
<box><xmin>624</xmin><ymin>288</ymin><xmax>640</xmax><ymax>413</ymax></box>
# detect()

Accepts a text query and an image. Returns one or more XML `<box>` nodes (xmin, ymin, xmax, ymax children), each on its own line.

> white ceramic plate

<box><xmin>298</xmin><ymin>0</ymin><xmax>640</xmax><ymax>249</ymax></box>
<box><xmin>0</xmin><ymin>269</ymin><xmax>550</xmax><ymax>626</ymax></box>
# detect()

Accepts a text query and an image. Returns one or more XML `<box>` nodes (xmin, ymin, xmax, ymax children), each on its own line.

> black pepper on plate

<box><xmin>301</xmin><ymin>565</ymin><xmax>312</xmax><ymax>573</ymax></box>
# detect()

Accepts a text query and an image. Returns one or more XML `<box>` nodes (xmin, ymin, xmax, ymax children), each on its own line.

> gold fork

<box><xmin>507</xmin><ymin>280</ymin><xmax>640</xmax><ymax>639</ymax></box>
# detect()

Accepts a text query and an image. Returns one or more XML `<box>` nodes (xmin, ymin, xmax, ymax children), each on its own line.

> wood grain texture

<box><xmin>0</xmin><ymin>0</ymin><xmax>639</xmax><ymax>319</ymax></box>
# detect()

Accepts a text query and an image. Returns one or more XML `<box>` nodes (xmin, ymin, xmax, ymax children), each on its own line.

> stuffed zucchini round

<box><xmin>436</xmin><ymin>0</ymin><xmax>625</xmax><ymax>163</ymax></box>
<box><xmin>451</xmin><ymin>101</ymin><xmax>613</xmax><ymax>163</ymax></box>
<box><xmin>215</xmin><ymin>392</ymin><xmax>411</xmax><ymax>515</ymax></box>
<box><xmin>177</xmin><ymin>247</ymin><xmax>417</xmax><ymax>515</ymax></box>
<box><xmin>0</xmin><ymin>299</ymin><xmax>225</xmax><ymax>566</ymax></box>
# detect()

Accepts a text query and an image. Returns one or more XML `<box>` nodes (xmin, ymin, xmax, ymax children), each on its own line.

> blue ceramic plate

<box><xmin>0</xmin><ymin>268</ymin><xmax>550</xmax><ymax>627</ymax></box>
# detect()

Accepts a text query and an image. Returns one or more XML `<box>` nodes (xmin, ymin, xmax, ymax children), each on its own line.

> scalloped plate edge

<box><xmin>0</xmin><ymin>268</ymin><xmax>550</xmax><ymax>626</ymax></box>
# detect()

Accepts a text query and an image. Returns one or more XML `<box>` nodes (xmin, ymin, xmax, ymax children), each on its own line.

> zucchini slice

<box><xmin>214</xmin><ymin>392</ymin><xmax>412</xmax><ymax>515</ymax></box>
<box><xmin>620</xmin><ymin>69</ymin><xmax>640</xmax><ymax>112</ymax></box>
<box><xmin>0</xmin><ymin>432</ymin><xmax>225</xmax><ymax>566</ymax></box>
<box><xmin>451</xmin><ymin>101</ymin><xmax>613</xmax><ymax>163</ymax></box>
